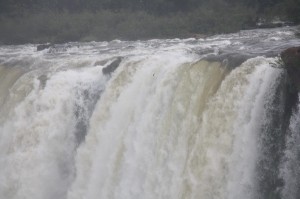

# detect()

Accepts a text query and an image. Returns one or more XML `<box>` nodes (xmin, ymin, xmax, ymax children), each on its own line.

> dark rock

<box><xmin>48</xmin><ymin>44</ymin><xmax>74</xmax><ymax>53</ymax></box>
<box><xmin>203</xmin><ymin>52</ymin><xmax>252</xmax><ymax>69</ymax></box>
<box><xmin>281</xmin><ymin>47</ymin><xmax>300</xmax><ymax>66</ymax></box>
<box><xmin>37</xmin><ymin>43</ymin><xmax>53</xmax><ymax>51</ymax></box>
<box><xmin>281</xmin><ymin>46</ymin><xmax>300</xmax><ymax>91</ymax></box>
<box><xmin>102</xmin><ymin>57</ymin><xmax>123</xmax><ymax>75</ymax></box>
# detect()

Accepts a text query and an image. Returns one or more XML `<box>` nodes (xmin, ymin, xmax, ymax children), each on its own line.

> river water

<box><xmin>0</xmin><ymin>26</ymin><xmax>300</xmax><ymax>199</ymax></box>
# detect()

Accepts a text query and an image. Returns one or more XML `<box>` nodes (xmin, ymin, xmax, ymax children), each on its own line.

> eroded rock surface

<box><xmin>281</xmin><ymin>46</ymin><xmax>300</xmax><ymax>91</ymax></box>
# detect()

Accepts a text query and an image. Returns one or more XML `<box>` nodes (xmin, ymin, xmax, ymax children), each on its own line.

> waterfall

<box><xmin>0</xmin><ymin>61</ymin><xmax>109</xmax><ymax>199</ymax></box>
<box><xmin>280</xmin><ymin>95</ymin><xmax>300</xmax><ymax>199</ymax></box>
<box><xmin>0</xmin><ymin>27</ymin><xmax>300</xmax><ymax>199</ymax></box>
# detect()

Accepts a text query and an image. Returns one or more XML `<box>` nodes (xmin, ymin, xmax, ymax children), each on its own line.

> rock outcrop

<box><xmin>102</xmin><ymin>57</ymin><xmax>123</xmax><ymax>75</ymax></box>
<box><xmin>37</xmin><ymin>43</ymin><xmax>53</xmax><ymax>51</ymax></box>
<box><xmin>281</xmin><ymin>46</ymin><xmax>300</xmax><ymax>91</ymax></box>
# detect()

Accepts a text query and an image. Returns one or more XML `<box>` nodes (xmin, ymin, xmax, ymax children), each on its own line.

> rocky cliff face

<box><xmin>281</xmin><ymin>46</ymin><xmax>300</xmax><ymax>91</ymax></box>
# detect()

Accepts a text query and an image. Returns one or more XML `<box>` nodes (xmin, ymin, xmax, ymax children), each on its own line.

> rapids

<box><xmin>1</xmin><ymin>26</ymin><xmax>300</xmax><ymax>199</ymax></box>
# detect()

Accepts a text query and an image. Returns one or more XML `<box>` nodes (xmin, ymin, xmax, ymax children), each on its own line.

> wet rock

<box><xmin>203</xmin><ymin>52</ymin><xmax>252</xmax><ymax>69</ymax></box>
<box><xmin>48</xmin><ymin>44</ymin><xmax>74</xmax><ymax>53</ymax></box>
<box><xmin>37</xmin><ymin>43</ymin><xmax>53</xmax><ymax>51</ymax></box>
<box><xmin>281</xmin><ymin>46</ymin><xmax>300</xmax><ymax>91</ymax></box>
<box><xmin>102</xmin><ymin>57</ymin><xmax>123</xmax><ymax>75</ymax></box>
<box><xmin>281</xmin><ymin>47</ymin><xmax>300</xmax><ymax>66</ymax></box>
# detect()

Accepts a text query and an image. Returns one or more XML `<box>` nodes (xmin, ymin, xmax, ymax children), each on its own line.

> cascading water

<box><xmin>0</xmin><ymin>26</ymin><xmax>300</xmax><ymax>199</ymax></box>
<box><xmin>280</xmin><ymin>96</ymin><xmax>300</xmax><ymax>199</ymax></box>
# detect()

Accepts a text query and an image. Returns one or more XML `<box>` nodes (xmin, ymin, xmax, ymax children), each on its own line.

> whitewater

<box><xmin>1</xmin><ymin>26</ymin><xmax>300</xmax><ymax>199</ymax></box>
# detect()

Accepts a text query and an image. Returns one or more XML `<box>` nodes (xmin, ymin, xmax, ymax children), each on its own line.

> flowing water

<box><xmin>0</xmin><ymin>26</ymin><xmax>300</xmax><ymax>199</ymax></box>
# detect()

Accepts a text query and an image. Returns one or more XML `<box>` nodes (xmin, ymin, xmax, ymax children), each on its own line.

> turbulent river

<box><xmin>1</xmin><ymin>26</ymin><xmax>300</xmax><ymax>199</ymax></box>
